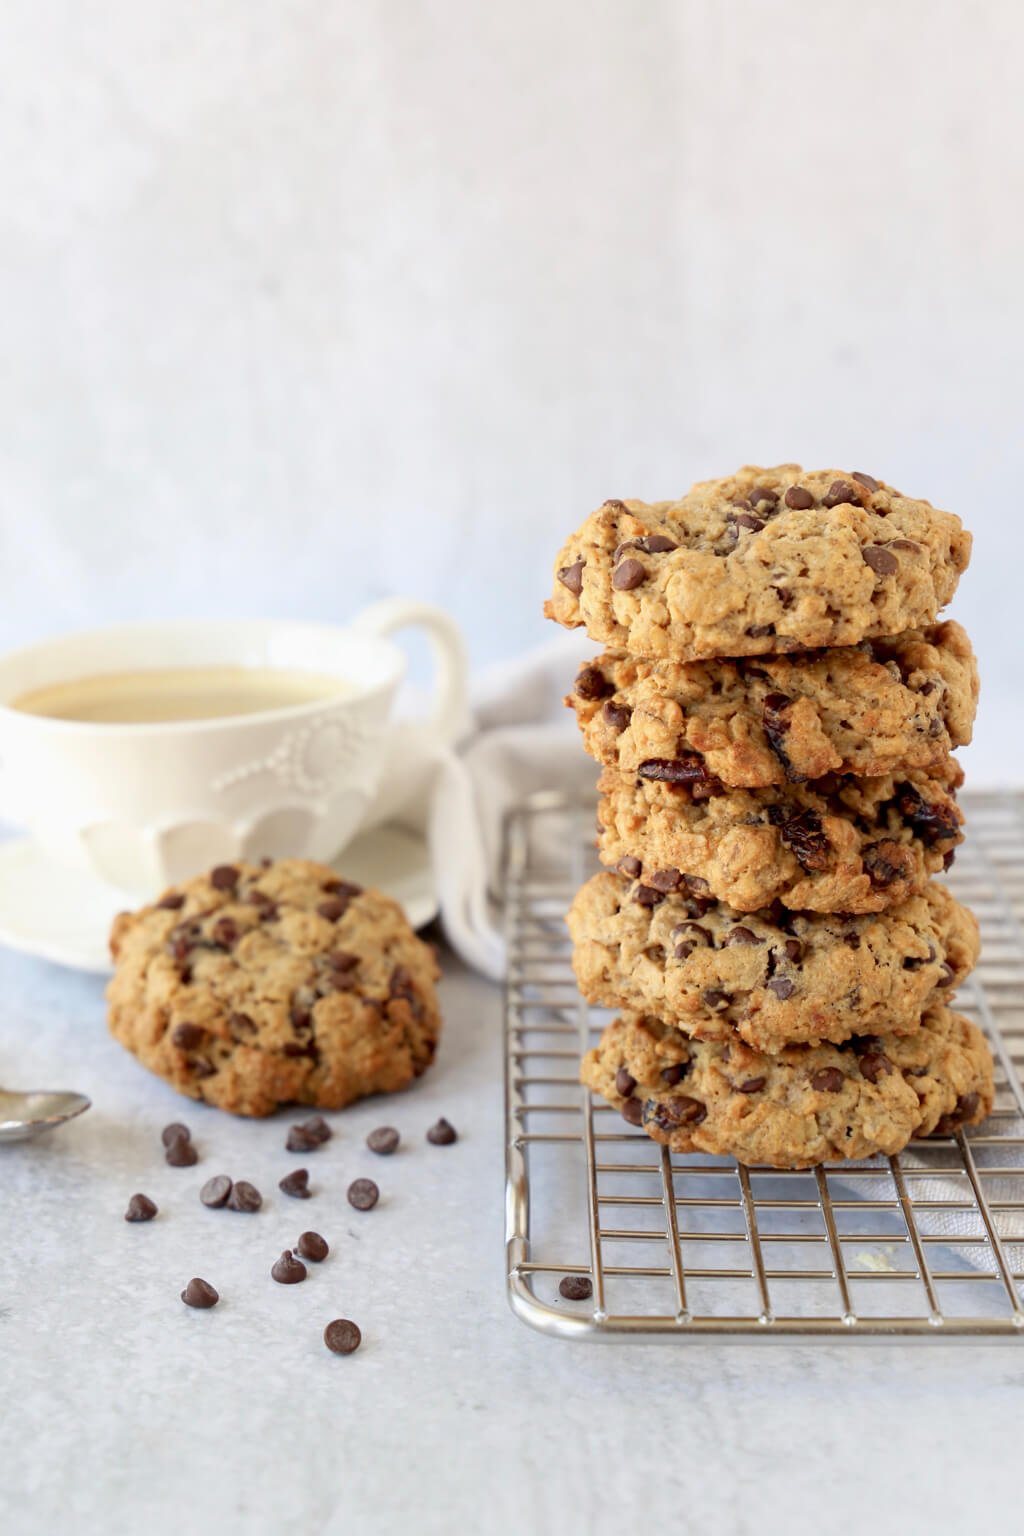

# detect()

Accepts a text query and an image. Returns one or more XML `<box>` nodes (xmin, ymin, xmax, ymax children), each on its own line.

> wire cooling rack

<box><xmin>504</xmin><ymin>789</ymin><xmax>1024</xmax><ymax>1339</ymax></box>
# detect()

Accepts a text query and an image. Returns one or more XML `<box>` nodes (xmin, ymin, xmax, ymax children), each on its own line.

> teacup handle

<box><xmin>350</xmin><ymin>598</ymin><xmax>469</xmax><ymax>747</ymax></box>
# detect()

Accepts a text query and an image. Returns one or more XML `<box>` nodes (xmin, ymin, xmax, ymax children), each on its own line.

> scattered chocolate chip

<box><xmin>863</xmin><ymin>544</ymin><xmax>898</xmax><ymax>576</ymax></box>
<box><xmin>559</xmin><ymin>1275</ymin><xmax>593</xmax><ymax>1301</ymax></box>
<box><xmin>767</xmin><ymin>977</ymin><xmax>795</xmax><ymax>1000</ymax></box>
<box><xmin>864</xmin><ymin>841</ymin><xmax>909</xmax><ymax>888</ymax></box>
<box><xmin>317</xmin><ymin>897</ymin><xmax>349</xmax><ymax>922</ymax></box>
<box><xmin>937</xmin><ymin>962</ymin><xmax>955</xmax><ymax>988</ymax></box>
<box><xmin>823</xmin><ymin>480</ymin><xmax>857</xmax><ymax>508</ymax></box>
<box><xmin>602</xmin><ymin>701</ymin><xmax>632</xmax><ymax>733</ymax></box>
<box><xmin>858</xmin><ymin>1051</ymin><xmax>894</xmax><ymax>1084</ymax></box>
<box><xmin>297</xmin><ymin>1230</ymin><xmax>329</xmax><ymax>1263</ymax></box>
<box><xmin>732</xmin><ymin>512</ymin><xmax>764</xmax><ymax>533</ymax></box>
<box><xmin>347</xmin><ymin>1178</ymin><xmax>379</xmax><ymax>1212</ymax></box>
<box><xmin>784</xmin><ymin>939</ymin><xmax>804</xmax><ymax>963</ymax></box>
<box><xmin>200</xmin><ymin>1175</ymin><xmax>233</xmax><ymax>1208</ymax></box>
<box><xmin>271</xmin><ymin>1250</ymin><xmax>307</xmax><ymax>1285</ymax></box>
<box><xmin>672</xmin><ymin>920</ymin><xmax>712</xmax><ymax>947</ymax></box>
<box><xmin>811</xmin><ymin>1068</ymin><xmax>844</xmax><ymax>1093</ymax></box>
<box><xmin>702</xmin><ymin>989</ymin><xmax>731</xmax><ymax>1009</ymax></box>
<box><xmin>324</xmin><ymin>1318</ymin><xmax>362</xmax><ymax>1355</ymax></box>
<box><xmin>852</xmin><ymin>471</ymin><xmax>879</xmax><ymax>492</ymax></box>
<box><xmin>737</xmin><ymin>1077</ymin><xmax>766</xmax><ymax>1094</ymax></box>
<box><xmin>279</xmin><ymin>1168</ymin><xmax>312</xmax><ymax>1198</ymax></box>
<box><xmin>615</xmin><ymin>1067</ymin><xmax>637</xmax><ymax>1096</ymax></box>
<box><xmin>891</xmin><ymin>538</ymin><xmax>920</xmax><ymax>552</ymax></box>
<box><xmin>647</xmin><ymin>868</ymin><xmax>682</xmax><ymax>893</ymax></box>
<box><xmin>209</xmin><ymin>864</ymin><xmax>239</xmax><ymax>890</ymax></box>
<box><xmin>641</xmin><ymin>534</ymin><xmax>677</xmax><ymax>553</ymax></box>
<box><xmin>745</xmin><ymin>623</ymin><xmax>776</xmax><ymax>638</ymax></box>
<box><xmin>157</xmin><ymin>892</ymin><xmax>186</xmax><ymax>910</ymax></box>
<box><xmin>575</xmin><ymin>665</ymin><xmax>612</xmax><ymax>701</ymax></box>
<box><xmin>660</xmin><ymin>1062</ymin><xmax>689</xmax><ymax>1086</ymax></box>
<box><xmin>931</xmin><ymin>1091</ymin><xmax>981</xmax><ymax>1138</ymax></box>
<box><xmin>557</xmin><ymin>559</ymin><xmax>585</xmax><ymax>594</ymax></box>
<box><xmin>227</xmin><ymin>1180</ymin><xmax>263</xmax><ymax>1213</ymax></box>
<box><xmin>426</xmin><ymin>1117</ymin><xmax>457</xmax><ymax>1146</ymax></box>
<box><xmin>784</xmin><ymin>485</ymin><xmax>814</xmax><ymax>510</ymax></box>
<box><xmin>286</xmin><ymin>1125</ymin><xmax>320</xmax><ymax>1153</ymax></box>
<box><xmin>721</xmin><ymin>926</ymin><xmax>757</xmax><ymax>948</ymax></box>
<box><xmin>749</xmin><ymin>485</ymin><xmax>779</xmax><ymax>507</ymax></box>
<box><xmin>181</xmin><ymin>1277</ymin><xmax>219</xmax><ymax>1309</ymax></box>
<box><xmin>212</xmin><ymin>916</ymin><xmax>239</xmax><ymax>948</ymax></box>
<box><xmin>634</xmin><ymin>884</ymin><xmax>665</xmax><ymax>907</ymax></box>
<box><xmin>617</xmin><ymin>855</ymin><xmax>642</xmax><ymax>879</ymax></box>
<box><xmin>166</xmin><ymin>1137</ymin><xmax>198</xmax><ymax>1168</ymax></box>
<box><xmin>612</xmin><ymin>557</ymin><xmax>646</xmax><ymax>591</ymax></box>
<box><xmin>367</xmin><ymin>1126</ymin><xmax>400</xmax><ymax>1156</ymax></box>
<box><xmin>327</xmin><ymin>951</ymin><xmax>360</xmax><ymax>973</ymax></box>
<box><xmin>171</xmin><ymin>1022</ymin><xmax>204</xmax><ymax>1050</ymax></box>
<box><xmin>228</xmin><ymin>1011</ymin><xmax>257</xmax><ymax>1037</ymax></box>
<box><xmin>621</xmin><ymin>1098</ymin><xmax>644</xmax><ymax>1126</ymax></box>
<box><xmin>161</xmin><ymin>1122</ymin><xmax>191</xmax><ymax>1148</ymax></box>
<box><xmin>644</xmin><ymin>1096</ymin><xmax>706</xmax><ymax>1130</ymax></box>
<box><xmin>125</xmin><ymin>1193</ymin><xmax>157</xmax><ymax>1222</ymax></box>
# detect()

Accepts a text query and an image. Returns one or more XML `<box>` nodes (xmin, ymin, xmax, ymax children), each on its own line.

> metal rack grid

<box><xmin>504</xmin><ymin>789</ymin><xmax>1024</xmax><ymax>1339</ymax></box>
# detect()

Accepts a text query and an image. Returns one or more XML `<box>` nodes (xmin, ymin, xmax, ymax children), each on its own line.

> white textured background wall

<box><xmin>1</xmin><ymin>1</ymin><xmax>1021</xmax><ymax>779</ymax></box>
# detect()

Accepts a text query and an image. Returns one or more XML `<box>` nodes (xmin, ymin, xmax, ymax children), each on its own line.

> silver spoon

<box><xmin>0</xmin><ymin>1086</ymin><xmax>91</xmax><ymax>1143</ymax></box>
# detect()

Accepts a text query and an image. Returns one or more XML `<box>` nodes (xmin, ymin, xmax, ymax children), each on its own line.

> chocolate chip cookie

<box><xmin>569</xmin><ymin>622</ymin><xmax>977</xmax><ymax>788</ymax></box>
<box><xmin>582</xmin><ymin>1007</ymin><xmax>993</xmax><ymax>1168</ymax></box>
<box><xmin>597</xmin><ymin>760</ymin><xmax>963</xmax><ymax>914</ymax></box>
<box><xmin>107</xmin><ymin>859</ymin><xmax>441</xmax><ymax>1117</ymax></box>
<box><xmin>545</xmin><ymin>466</ymin><xmax>971</xmax><ymax>662</ymax></box>
<box><xmin>568</xmin><ymin>872</ymin><xmax>978</xmax><ymax>1051</ymax></box>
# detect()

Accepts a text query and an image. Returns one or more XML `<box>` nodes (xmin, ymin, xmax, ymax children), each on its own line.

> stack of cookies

<box><xmin>545</xmin><ymin>464</ymin><xmax>994</xmax><ymax>1169</ymax></box>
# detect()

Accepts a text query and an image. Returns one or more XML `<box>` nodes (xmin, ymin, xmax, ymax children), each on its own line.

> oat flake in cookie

<box><xmin>106</xmin><ymin>858</ymin><xmax>441</xmax><ymax>1117</ymax></box>
<box><xmin>545</xmin><ymin>465</ymin><xmax>971</xmax><ymax>663</ymax></box>
<box><xmin>583</xmin><ymin>1009</ymin><xmax>994</xmax><ymax>1169</ymax></box>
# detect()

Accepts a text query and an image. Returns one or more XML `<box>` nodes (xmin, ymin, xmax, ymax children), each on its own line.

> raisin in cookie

<box><xmin>107</xmin><ymin>859</ymin><xmax>441</xmax><ymax>1117</ymax></box>
<box><xmin>582</xmin><ymin>1009</ymin><xmax>993</xmax><ymax>1168</ymax></box>
<box><xmin>545</xmin><ymin>466</ymin><xmax>971</xmax><ymax>662</ymax></box>
<box><xmin>570</xmin><ymin>622</ymin><xmax>977</xmax><ymax>788</ymax></box>
<box><xmin>568</xmin><ymin>872</ymin><xmax>978</xmax><ymax>1051</ymax></box>
<box><xmin>597</xmin><ymin>760</ymin><xmax>963</xmax><ymax>914</ymax></box>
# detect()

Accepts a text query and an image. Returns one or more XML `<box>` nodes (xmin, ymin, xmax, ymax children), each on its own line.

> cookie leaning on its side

<box><xmin>107</xmin><ymin>858</ymin><xmax>441</xmax><ymax>1117</ymax></box>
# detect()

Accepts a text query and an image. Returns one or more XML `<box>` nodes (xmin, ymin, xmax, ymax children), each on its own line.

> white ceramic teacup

<box><xmin>0</xmin><ymin>602</ymin><xmax>468</xmax><ymax>893</ymax></box>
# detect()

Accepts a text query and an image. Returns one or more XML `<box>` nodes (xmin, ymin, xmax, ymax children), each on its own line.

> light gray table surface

<box><xmin>0</xmin><ymin>936</ymin><xmax>1019</xmax><ymax>1536</ymax></box>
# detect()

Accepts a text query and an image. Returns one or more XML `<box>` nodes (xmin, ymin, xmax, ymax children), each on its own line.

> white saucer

<box><xmin>0</xmin><ymin>824</ymin><xmax>439</xmax><ymax>975</ymax></box>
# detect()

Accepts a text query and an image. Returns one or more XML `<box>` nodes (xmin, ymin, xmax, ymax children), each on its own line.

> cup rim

<box><xmin>0</xmin><ymin>616</ymin><xmax>404</xmax><ymax>737</ymax></box>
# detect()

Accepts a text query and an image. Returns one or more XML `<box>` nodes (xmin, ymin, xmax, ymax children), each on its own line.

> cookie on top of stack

<box><xmin>545</xmin><ymin>463</ymin><xmax>992</xmax><ymax>1169</ymax></box>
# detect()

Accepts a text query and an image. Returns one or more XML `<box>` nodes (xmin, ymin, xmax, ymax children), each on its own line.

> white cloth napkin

<box><xmin>396</xmin><ymin>630</ymin><xmax>596</xmax><ymax>981</ymax></box>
